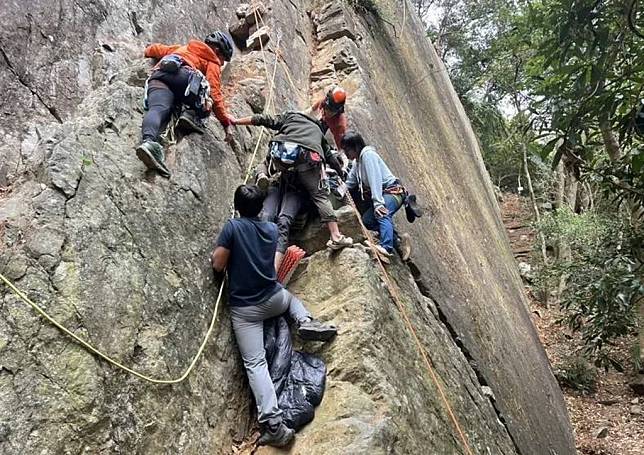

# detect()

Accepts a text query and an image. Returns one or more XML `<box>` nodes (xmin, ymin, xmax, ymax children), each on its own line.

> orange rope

<box><xmin>347</xmin><ymin>195</ymin><xmax>474</xmax><ymax>455</ymax></box>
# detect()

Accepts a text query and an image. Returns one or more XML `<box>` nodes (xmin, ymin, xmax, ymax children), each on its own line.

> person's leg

<box><xmin>260</xmin><ymin>185</ymin><xmax>281</xmax><ymax>222</ymax></box>
<box><xmin>229</xmin><ymin>293</ymin><xmax>292</xmax><ymax>425</ymax></box>
<box><xmin>274</xmin><ymin>190</ymin><xmax>303</xmax><ymax>271</ymax></box>
<box><xmin>270</xmin><ymin>288</ymin><xmax>337</xmax><ymax>342</ymax></box>
<box><xmin>297</xmin><ymin>165</ymin><xmax>351</xmax><ymax>248</ymax></box>
<box><xmin>255</xmin><ymin>159</ymin><xmax>271</xmax><ymax>191</ymax></box>
<box><xmin>362</xmin><ymin>206</ymin><xmax>378</xmax><ymax>232</ymax></box>
<box><xmin>375</xmin><ymin>195</ymin><xmax>404</xmax><ymax>253</ymax></box>
<box><xmin>141</xmin><ymin>79</ymin><xmax>174</xmax><ymax>143</ymax></box>
<box><xmin>231</xmin><ymin>314</ymin><xmax>282</xmax><ymax>425</ymax></box>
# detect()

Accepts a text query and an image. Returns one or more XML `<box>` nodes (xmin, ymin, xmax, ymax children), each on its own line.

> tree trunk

<box><xmin>556</xmin><ymin>165</ymin><xmax>579</xmax><ymax>302</ymax></box>
<box><xmin>555</xmin><ymin>160</ymin><xmax>565</xmax><ymax>210</ymax></box>
<box><xmin>522</xmin><ymin>142</ymin><xmax>547</xmax><ymax>262</ymax></box>
<box><xmin>522</xmin><ymin>142</ymin><xmax>550</xmax><ymax>306</ymax></box>
<box><xmin>599</xmin><ymin>113</ymin><xmax>622</xmax><ymax>162</ymax></box>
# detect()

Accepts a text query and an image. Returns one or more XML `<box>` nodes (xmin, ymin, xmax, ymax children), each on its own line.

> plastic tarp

<box><xmin>264</xmin><ymin>316</ymin><xmax>326</xmax><ymax>430</ymax></box>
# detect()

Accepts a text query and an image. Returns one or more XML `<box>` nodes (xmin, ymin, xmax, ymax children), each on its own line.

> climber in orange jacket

<box><xmin>310</xmin><ymin>85</ymin><xmax>349</xmax><ymax>150</ymax></box>
<box><xmin>136</xmin><ymin>32</ymin><xmax>235</xmax><ymax>178</ymax></box>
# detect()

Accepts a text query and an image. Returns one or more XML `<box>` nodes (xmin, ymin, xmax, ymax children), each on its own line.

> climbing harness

<box><xmin>0</xmin><ymin>25</ymin><xmax>280</xmax><ymax>386</ymax></box>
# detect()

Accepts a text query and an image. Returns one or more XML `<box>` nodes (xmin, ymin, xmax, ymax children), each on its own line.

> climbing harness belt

<box><xmin>0</xmin><ymin>26</ymin><xmax>280</xmax><ymax>385</ymax></box>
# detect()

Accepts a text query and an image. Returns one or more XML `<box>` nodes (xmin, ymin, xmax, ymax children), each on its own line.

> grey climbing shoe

<box><xmin>136</xmin><ymin>141</ymin><xmax>171</xmax><ymax>178</ymax></box>
<box><xmin>296</xmin><ymin>318</ymin><xmax>338</xmax><ymax>342</ymax></box>
<box><xmin>397</xmin><ymin>233</ymin><xmax>412</xmax><ymax>262</ymax></box>
<box><xmin>177</xmin><ymin>108</ymin><xmax>207</xmax><ymax>135</ymax></box>
<box><xmin>326</xmin><ymin>235</ymin><xmax>353</xmax><ymax>251</ymax></box>
<box><xmin>257</xmin><ymin>422</ymin><xmax>295</xmax><ymax>447</ymax></box>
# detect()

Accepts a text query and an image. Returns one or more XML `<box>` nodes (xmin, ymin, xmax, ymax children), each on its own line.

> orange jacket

<box><xmin>312</xmin><ymin>98</ymin><xmax>348</xmax><ymax>149</ymax></box>
<box><xmin>145</xmin><ymin>39</ymin><xmax>231</xmax><ymax>127</ymax></box>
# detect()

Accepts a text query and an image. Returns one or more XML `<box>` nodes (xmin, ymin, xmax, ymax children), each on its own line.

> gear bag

<box><xmin>184</xmin><ymin>70</ymin><xmax>211</xmax><ymax>114</ymax></box>
<box><xmin>264</xmin><ymin>316</ymin><xmax>326</xmax><ymax>430</ymax></box>
<box><xmin>158</xmin><ymin>54</ymin><xmax>183</xmax><ymax>73</ymax></box>
<box><xmin>270</xmin><ymin>141</ymin><xmax>303</xmax><ymax>166</ymax></box>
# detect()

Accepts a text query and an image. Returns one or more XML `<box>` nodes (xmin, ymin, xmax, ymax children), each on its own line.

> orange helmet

<box><xmin>324</xmin><ymin>86</ymin><xmax>347</xmax><ymax>115</ymax></box>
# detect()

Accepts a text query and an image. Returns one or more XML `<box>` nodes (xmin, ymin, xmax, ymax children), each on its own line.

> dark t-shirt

<box><xmin>216</xmin><ymin>217</ymin><xmax>282</xmax><ymax>307</ymax></box>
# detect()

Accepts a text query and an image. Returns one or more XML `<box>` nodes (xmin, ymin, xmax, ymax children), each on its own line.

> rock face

<box><xmin>0</xmin><ymin>1</ymin><xmax>575</xmax><ymax>455</ymax></box>
<box><xmin>258</xmin><ymin>247</ymin><xmax>518</xmax><ymax>455</ymax></box>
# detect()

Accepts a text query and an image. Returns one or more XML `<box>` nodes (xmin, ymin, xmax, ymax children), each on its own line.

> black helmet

<box><xmin>205</xmin><ymin>31</ymin><xmax>234</xmax><ymax>62</ymax></box>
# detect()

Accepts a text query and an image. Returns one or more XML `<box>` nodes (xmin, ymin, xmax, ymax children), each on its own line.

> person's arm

<box><xmin>326</xmin><ymin>150</ymin><xmax>344</xmax><ymax>176</ymax></box>
<box><xmin>211</xmin><ymin>247</ymin><xmax>230</xmax><ymax>272</ymax></box>
<box><xmin>362</xmin><ymin>151</ymin><xmax>385</xmax><ymax>209</ymax></box>
<box><xmin>144</xmin><ymin>43</ymin><xmax>180</xmax><ymax>59</ymax></box>
<box><xmin>233</xmin><ymin>113</ymin><xmax>286</xmax><ymax>130</ymax></box>
<box><xmin>205</xmin><ymin>63</ymin><xmax>233</xmax><ymax>129</ymax></box>
<box><xmin>212</xmin><ymin>221</ymin><xmax>234</xmax><ymax>273</ymax></box>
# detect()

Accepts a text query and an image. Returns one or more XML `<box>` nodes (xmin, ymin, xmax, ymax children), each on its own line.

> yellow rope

<box><xmin>0</xmin><ymin>30</ymin><xmax>280</xmax><ymax>385</ymax></box>
<box><xmin>346</xmin><ymin>195</ymin><xmax>474</xmax><ymax>455</ymax></box>
<box><xmin>0</xmin><ymin>272</ymin><xmax>225</xmax><ymax>384</ymax></box>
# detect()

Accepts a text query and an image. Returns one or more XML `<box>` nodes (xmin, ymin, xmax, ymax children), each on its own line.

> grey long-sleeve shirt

<box><xmin>345</xmin><ymin>146</ymin><xmax>397</xmax><ymax>208</ymax></box>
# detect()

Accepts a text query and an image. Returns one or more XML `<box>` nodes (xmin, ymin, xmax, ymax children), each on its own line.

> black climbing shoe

<box><xmin>405</xmin><ymin>194</ymin><xmax>423</xmax><ymax>223</ymax></box>
<box><xmin>256</xmin><ymin>172</ymin><xmax>270</xmax><ymax>192</ymax></box>
<box><xmin>177</xmin><ymin>108</ymin><xmax>207</xmax><ymax>135</ymax></box>
<box><xmin>135</xmin><ymin>141</ymin><xmax>171</xmax><ymax>178</ymax></box>
<box><xmin>296</xmin><ymin>318</ymin><xmax>338</xmax><ymax>342</ymax></box>
<box><xmin>257</xmin><ymin>422</ymin><xmax>295</xmax><ymax>447</ymax></box>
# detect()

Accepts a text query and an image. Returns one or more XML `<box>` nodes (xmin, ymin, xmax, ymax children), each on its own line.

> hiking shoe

<box><xmin>257</xmin><ymin>422</ymin><xmax>295</xmax><ymax>447</ymax></box>
<box><xmin>364</xmin><ymin>240</ymin><xmax>392</xmax><ymax>264</ymax></box>
<box><xmin>326</xmin><ymin>235</ymin><xmax>353</xmax><ymax>250</ymax></box>
<box><xmin>405</xmin><ymin>194</ymin><xmax>423</xmax><ymax>223</ymax></box>
<box><xmin>397</xmin><ymin>233</ymin><xmax>412</xmax><ymax>261</ymax></box>
<box><xmin>177</xmin><ymin>109</ymin><xmax>207</xmax><ymax>135</ymax></box>
<box><xmin>256</xmin><ymin>172</ymin><xmax>270</xmax><ymax>192</ymax></box>
<box><xmin>297</xmin><ymin>318</ymin><xmax>337</xmax><ymax>342</ymax></box>
<box><xmin>135</xmin><ymin>141</ymin><xmax>171</xmax><ymax>178</ymax></box>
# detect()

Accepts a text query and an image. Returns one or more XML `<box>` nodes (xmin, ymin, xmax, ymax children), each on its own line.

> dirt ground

<box><xmin>500</xmin><ymin>193</ymin><xmax>643</xmax><ymax>455</ymax></box>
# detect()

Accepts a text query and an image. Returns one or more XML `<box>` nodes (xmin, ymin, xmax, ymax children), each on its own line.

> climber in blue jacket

<box><xmin>341</xmin><ymin>131</ymin><xmax>414</xmax><ymax>262</ymax></box>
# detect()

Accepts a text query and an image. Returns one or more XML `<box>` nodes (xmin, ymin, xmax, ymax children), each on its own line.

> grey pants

<box><xmin>293</xmin><ymin>164</ymin><xmax>337</xmax><ymax>223</ymax></box>
<box><xmin>230</xmin><ymin>288</ymin><xmax>311</xmax><ymax>424</ymax></box>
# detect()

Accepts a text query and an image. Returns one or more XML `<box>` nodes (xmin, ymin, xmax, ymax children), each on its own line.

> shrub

<box><xmin>536</xmin><ymin>208</ymin><xmax>642</xmax><ymax>369</ymax></box>
<box><xmin>555</xmin><ymin>355</ymin><xmax>598</xmax><ymax>393</ymax></box>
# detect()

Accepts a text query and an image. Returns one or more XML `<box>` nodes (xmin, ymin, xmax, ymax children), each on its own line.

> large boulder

<box><xmin>258</xmin><ymin>247</ymin><xmax>518</xmax><ymax>454</ymax></box>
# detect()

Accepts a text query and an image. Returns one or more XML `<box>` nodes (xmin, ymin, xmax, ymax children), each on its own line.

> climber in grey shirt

<box><xmin>342</xmin><ymin>131</ymin><xmax>412</xmax><ymax>261</ymax></box>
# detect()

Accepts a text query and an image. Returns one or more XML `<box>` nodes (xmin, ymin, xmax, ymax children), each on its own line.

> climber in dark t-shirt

<box><xmin>210</xmin><ymin>184</ymin><xmax>337</xmax><ymax>448</ymax></box>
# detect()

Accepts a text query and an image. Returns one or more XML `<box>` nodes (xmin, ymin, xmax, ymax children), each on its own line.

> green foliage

<box><xmin>536</xmin><ymin>208</ymin><xmax>642</xmax><ymax>368</ymax></box>
<box><xmin>555</xmin><ymin>354</ymin><xmax>598</xmax><ymax>392</ymax></box>
<box><xmin>590</xmin><ymin>146</ymin><xmax>644</xmax><ymax>212</ymax></box>
<box><xmin>523</xmin><ymin>0</ymin><xmax>644</xmax><ymax>148</ymax></box>
<box><xmin>425</xmin><ymin>0</ymin><xmax>643</xmax><ymax>368</ymax></box>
